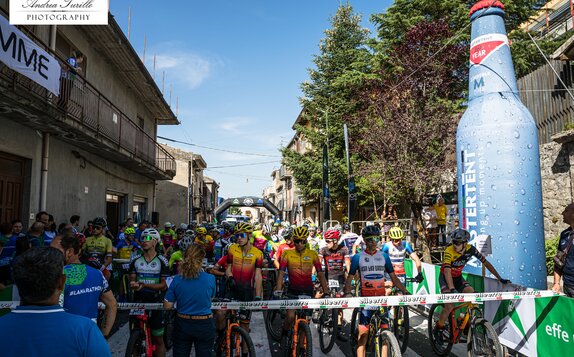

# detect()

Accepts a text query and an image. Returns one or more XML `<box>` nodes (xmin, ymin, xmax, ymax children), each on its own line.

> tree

<box><xmin>350</xmin><ymin>19</ymin><xmax>467</xmax><ymax>262</ymax></box>
<box><xmin>282</xmin><ymin>3</ymin><xmax>372</xmax><ymax>211</ymax></box>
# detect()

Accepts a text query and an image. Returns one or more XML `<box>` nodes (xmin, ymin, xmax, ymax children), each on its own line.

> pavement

<box><xmin>108</xmin><ymin>308</ymin><xmax>468</xmax><ymax>356</ymax></box>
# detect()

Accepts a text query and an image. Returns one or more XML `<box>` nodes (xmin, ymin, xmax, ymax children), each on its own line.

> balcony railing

<box><xmin>0</xmin><ymin>24</ymin><xmax>175</xmax><ymax>176</ymax></box>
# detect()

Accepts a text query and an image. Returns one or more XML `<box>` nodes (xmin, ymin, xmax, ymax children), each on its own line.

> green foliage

<box><xmin>545</xmin><ymin>235</ymin><xmax>560</xmax><ymax>275</ymax></box>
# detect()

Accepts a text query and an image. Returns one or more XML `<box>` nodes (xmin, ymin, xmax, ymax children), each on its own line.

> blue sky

<box><xmin>109</xmin><ymin>0</ymin><xmax>393</xmax><ymax>198</ymax></box>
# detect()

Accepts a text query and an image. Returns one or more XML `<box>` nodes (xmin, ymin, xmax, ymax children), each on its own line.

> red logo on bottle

<box><xmin>469</xmin><ymin>34</ymin><xmax>508</xmax><ymax>65</ymax></box>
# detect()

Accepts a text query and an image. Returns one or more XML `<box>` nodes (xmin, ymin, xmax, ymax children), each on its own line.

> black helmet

<box><xmin>281</xmin><ymin>227</ymin><xmax>293</xmax><ymax>239</ymax></box>
<box><xmin>361</xmin><ymin>225</ymin><xmax>380</xmax><ymax>238</ymax></box>
<box><xmin>92</xmin><ymin>217</ymin><xmax>107</xmax><ymax>227</ymax></box>
<box><xmin>450</xmin><ymin>229</ymin><xmax>470</xmax><ymax>243</ymax></box>
<box><xmin>342</xmin><ymin>224</ymin><xmax>351</xmax><ymax>231</ymax></box>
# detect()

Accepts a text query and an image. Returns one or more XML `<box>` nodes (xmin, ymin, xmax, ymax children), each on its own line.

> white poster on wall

<box><xmin>0</xmin><ymin>15</ymin><xmax>61</xmax><ymax>95</ymax></box>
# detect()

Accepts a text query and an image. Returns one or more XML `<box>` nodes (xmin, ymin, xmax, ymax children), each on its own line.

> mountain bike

<box><xmin>389</xmin><ymin>277</ymin><xmax>418</xmax><ymax>353</ymax></box>
<box><xmin>281</xmin><ymin>294</ymin><xmax>313</xmax><ymax>357</ymax></box>
<box><xmin>215</xmin><ymin>302</ymin><xmax>256</xmax><ymax>357</ymax></box>
<box><xmin>125</xmin><ymin>308</ymin><xmax>156</xmax><ymax>357</ymax></box>
<box><xmin>317</xmin><ymin>278</ymin><xmax>344</xmax><ymax>353</ymax></box>
<box><xmin>428</xmin><ymin>301</ymin><xmax>503</xmax><ymax>357</ymax></box>
<box><xmin>350</xmin><ymin>306</ymin><xmax>402</xmax><ymax>357</ymax></box>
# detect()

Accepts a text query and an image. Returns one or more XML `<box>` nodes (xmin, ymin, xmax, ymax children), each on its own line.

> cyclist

<box><xmin>195</xmin><ymin>226</ymin><xmax>215</xmax><ymax>260</ymax></box>
<box><xmin>382</xmin><ymin>226</ymin><xmax>424</xmax><ymax>286</ymax></box>
<box><xmin>159</xmin><ymin>222</ymin><xmax>176</xmax><ymax>257</ymax></box>
<box><xmin>274</xmin><ymin>226</ymin><xmax>329</xmax><ymax>345</ymax></box>
<box><xmin>343</xmin><ymin>225</ymin><xmax>409</xmax><ymax>357</ymax></box>
<box><xmin>307</xmin><ymin>225</ymin><xmax>325</xmax><ymax>253</ymax></box>
<box><xmin>273</xmin><ymin>226</ymin><xmax>294</xmax><ymax>269</ymax></box>
<box><xmin>115</xmin><ymin>226</ymin><xmax>141</xmax><ymax>260</ymax></box>
<box><xmin>215</xmin><ymin>222</ymin><xmax>263</xmax><ymax>346</ymax></box>
<box><xmin>168</xmin><ymin>231</ymin><xmax>195</xmax><ymax>275</ymax></box>
<box><xmin>82</xmin><ymin>217</ymin><xmax>113</xmax><ymax>280</ymax></box>
<box><xmin>338</xmin><ymin>224</ymin><xmax>361</xmax><ymax>257</ymax></box>
<box><xmin>434</xmin><ymin>228</ymin><xmax>509</xmax><ymax>342</ymax></box>
<box><xmin>128</xmin><ymin>228</ymin><xmax>169</xmax><ymax>357</ymax></box>
<box><xmin>319</xmin><ymin>228</ymin><xmax>350</xmax><ymax>339</ymax></box>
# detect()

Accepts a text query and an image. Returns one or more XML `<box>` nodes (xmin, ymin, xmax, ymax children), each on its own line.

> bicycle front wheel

<box><xmin>318</xmin><ymin>308</ymin><xmax>339</xmax><ymax>353</ymax></box>
<box><xmin>428</xmin><ymin>304</ymin><xmax>453</xmax><ymax>357</ymax></box>
<box><xmin>229</xmin><ymin>325</ymin><xmax>256</xmax><ymax>357</ymax></box>
<box><xmin>379</xmin><ymin>330</ymin><xmax>402</xmax><ymax>356</ymax></box>
<box><xmin>124</xmin><ymin>329</ymin><xmax>145</xmax><ymax>357</ymax></box>
<box><xmin>297</xmin><ymin>320</ymin><xmax>313</xmax><ymax>357</ymax></box>
<box><xmin>393</xmin><ymin>305</ymin><xmax>409</xmax><ymax>353</ymax></box>
<box><xmin>350</xmin><ymin>308</ymin><xmax>360</xmax><ymax>357</ymax></box>
<box><xmin>265</xmin><ymin>309</ymin><xmax>283</xmax><ymax>341</ymax></box>
<box><xmin>467</xmin><ymin>318</ymin><xmax>503</xmax><ymax>357</ymax></box>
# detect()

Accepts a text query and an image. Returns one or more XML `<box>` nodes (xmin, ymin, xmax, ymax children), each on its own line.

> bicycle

<box><xmin>125</xmin><ymin>308</ymin><xmax>156</xmax><ymax>357</ymax></box>
<box><xmin>280</xmin><ymin>294</ymin><xmax>313</xmax><ymax>357</ymax></box>
<box><xmin>214</xmin><ymin>301</ymin><xmax>256</xmax><ymax>357</ymax></box>
<box><xmin>317</xmin><ymin>279</ymin><xmax>344</xmax><ymax>353</ymax></box>
<box><xmin>350</xmin><ymin>306</ymin><xmax>402</xmax><ymax>357</ymax></box>
<box><xmin>388</xmin><ymin>277</ymin><xmax>418</xmax><ymax>353</ymax></box>
<box><xmin>428</xmin><ymin>301</ymin><xmax>503</xmax><ymax>357</ymax></box>
<box><xmin>264</xmin><ymin>281</ymin><xmax>288</xmax><ymax>341</ymax></box>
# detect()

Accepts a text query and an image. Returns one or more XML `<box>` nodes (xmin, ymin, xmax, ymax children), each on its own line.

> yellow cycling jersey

<box><xmin>441</xmin><ymin>243</ymin><xmax>485</xmax><ymax>277</ymax></box>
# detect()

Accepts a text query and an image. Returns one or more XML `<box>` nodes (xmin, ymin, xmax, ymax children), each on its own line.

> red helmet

<box><xmin>324</xmin><ymin>229</ymin><xmax>341</xmax><ymax>240</ymax></box>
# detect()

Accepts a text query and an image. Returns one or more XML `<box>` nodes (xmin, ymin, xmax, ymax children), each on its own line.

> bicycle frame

<box><xmin>448</xmin><ymin>302</ymin><xmax>480</xmax><ymax>343</ymax></box>
<box><xmin>225</xmin><ymin>310</ymin><xmax>243</xmax><ymax>357</ymax></box>
<box><xmin>129</xmin><ymin>309</ymin><xmax>155</xmax><ymax>357</ymax></box>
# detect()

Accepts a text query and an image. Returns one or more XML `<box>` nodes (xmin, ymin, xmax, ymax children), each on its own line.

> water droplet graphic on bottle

<box><xmin>527</xmin><ymin>144</ymin><xmax>533</xmax><ymax>149</ymax></box>
<box><xmin>519</xmin><ymin>264</ymin><xmax>525</xmax><ymax>271</ymax></box>
<box><xmin>514</xmin><ymin>131</ymin><xmax>520</xmax><ymax>139</ymax></box>
<box><xmin>520</xmin><ymin>189</ymin><xmax>525</xmax><ymax>195</ymax></box>
<box><xmin>514</xmin><ymin>219</ymin><xmax>520</xmax><ymax>225</ymax></box>
<box><xmin>513</xmin><ymin>200</ymin><xmax>518</xmax><ymax>206</ymax></box>
<box><xmin>491</xmin><ymin>184</ymin><xmax>497</xmax><ymax>191</ymax></box>
<box><xmin>492</xmin><ymin>204</ymin><xmax>498</xmax><ymax>209</ymax></box>
<box><xmin>486</xmin><ymin>141</ymin><xmax>492</xmax><ymax>147</ymax></box>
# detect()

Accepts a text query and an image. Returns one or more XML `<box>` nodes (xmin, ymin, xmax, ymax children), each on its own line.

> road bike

<box><xmin>350</xmin><ymin>306</ymin><xmax>402</xmax><ymax>357</ymax></box>
<box><xmin>317</xmin><ymin>278</ymin><xmax>344</xmax><ymax>353</ymax></box>
<box><xmin>125</xmin><ymin>308</ymin><xmax>156</xmax><ymax>357</ymax></box>
<box><xmin>428</xmin><ymin>301</ymin><xmax>503</xmax><ymax>357</ymax></box>
<box><xmin>215</xmin><ymin>301</ymin><xmax>256</xmax><ymax>357</ymax></box>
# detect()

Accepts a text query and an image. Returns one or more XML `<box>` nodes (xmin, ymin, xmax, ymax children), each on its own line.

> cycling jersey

<box><xmin>128</xmin><ymin>253</ymin><xmax>169</xmax><ymax>300</ymax></box>
<box><xmin>279</xmin><ymin>248</ymin><xmax>322</xmax><ymax>293</ymax></box>
<box><xmin>195</xmin><ymin>235</ymin><xmax>214</xmax><ymax>253</ymax></box>
<box><xmin>382</xmin><ymin>240</ymin><xmax>414</xmax><ymax>276</ymax></box>
<box><xmin>338</xmin><ymin>232</ymin><xmax>361</xmax><ymax>254</ymax></box>
<box><xmin>274</xmin><ymin>242</ymin><xmax>294</xmax><ymax>262</ymax></box>
<box><xmin>441</xmin><ymin>243</ymin><xmax>485</xmax><ymax>278</ymax></box>
<box><xmin>115</xmin><ymin>239</ymin><xmax>141</xmax><ymax>259</ymax></box>
<box><xmin>83</xmin><ymin>235</ymin><xmax>112</xmax><ymax>266</ymax></box>
<box><xmin>159</xmin><ymin>229</ymin><xmax>176</xmax><ymax>248</ymax></box>
<box><xmin>319</xmin><ymin>246</ymin><xmax>349</xmax><ymax>280</ymax></box>
<box><xmin>168</xmin><ymin>250</ymin><xmax>183</xmax><ymax>274</ymax></box>
<box><xmin>63</xmin><ymin>263</ymin><xmax>109</xmax><ymax>321</ymax></box>
<box><xmin>308</xmin><ymin>236</ymin><xmax>326</xmax><ymax>252</ymax></box>
<box><xmin>253</xmin><ymin>236</ymin><xmax>271</xmax><ymax>259</ymax></box>
<box><xmin>349</xmin><ymin>250</ymin><xmax>394</xmax><ymax>297</ymax></box>
<box><xmin>227</xmin><ymin>243</ymin><xmax>263</xmax><ymax>289</ymax></box>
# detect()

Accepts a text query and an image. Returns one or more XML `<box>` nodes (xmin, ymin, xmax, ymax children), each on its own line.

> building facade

<box><xmin>0</xmin><ymin>3</ymin><xmax>176</xmax><ymax>234</ymax></box>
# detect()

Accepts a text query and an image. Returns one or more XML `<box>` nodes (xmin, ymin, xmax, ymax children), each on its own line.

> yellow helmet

<box><xmin>388</xmin><ymin>226</ymin><xmax>404</xmax><ymax>240</ymax></box>
<box><xmin>124</xmin><ymin>227</ymin><xmax>136</xmax><ymax>235</ymax></box>
<box><xmin>234</xmin><ymin>222</ymin><xmax>253</xmax><ymax>234</ymax></box>
<box><xmin>293</xmin><ymin>226</ymin><xmax>309</xmax><ymax>239</ymax></box>
<box><xmin>195</xmin><ymin>227</ymin><xmax>207</xmax><ymax>235</ymax></box>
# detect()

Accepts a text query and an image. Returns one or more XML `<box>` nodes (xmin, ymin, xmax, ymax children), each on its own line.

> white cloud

<box><xmin>215</xmin><ymin>117</ymin><xmax>253</xmax><ymax>133</ymax></box>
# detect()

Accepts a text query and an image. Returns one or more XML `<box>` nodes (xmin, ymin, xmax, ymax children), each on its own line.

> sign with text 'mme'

<box><xmin>10</xmin><ymin>0</ymin><xmax>108</xmax><ymax>25</ymax></box>
<box><xmin>0</xmin><ymin>15</ymin><xmax>60</xmax><ymax>95</ymax></box>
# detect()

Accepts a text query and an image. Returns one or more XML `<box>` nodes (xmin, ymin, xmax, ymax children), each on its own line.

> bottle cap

<box><xmin>469</xmin><ymin>0</ymin><xmax>505</xmax><ymax>16</ymax></box>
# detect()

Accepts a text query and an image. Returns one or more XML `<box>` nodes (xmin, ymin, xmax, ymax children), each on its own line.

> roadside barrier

<box><xmin>0</xmin><ymin>290</ymin><xmax>558</xmax><ymax>311</ymax></box>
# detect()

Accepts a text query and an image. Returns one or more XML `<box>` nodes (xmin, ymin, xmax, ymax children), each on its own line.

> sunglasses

<box><xmin>293</xmin><ymin>239</ymin><xmax>307</xmax><ymax>244</ymax></box>
<box><xmin>93</xmin><ymin>226</ymin><xmax>103</xmax><ymax>230</ymax></box>
<box><xmin>142</xmin><ymin>235</ymin><xmax>155</xmax><ymax>242</ymax></box>
<box><xmin>453</xmin><ymin>241</ymin><xmax>465</xmax><ymax>246</ymax></box>
<box><xmin>365</xmin><ymin>236</ymin><xmax>380</xmax><ymax>242</ymax></box>
<box><xmin>235</xmin><ymin>233</ymin><xmax>248</xmax><ymax>239</ymax></box>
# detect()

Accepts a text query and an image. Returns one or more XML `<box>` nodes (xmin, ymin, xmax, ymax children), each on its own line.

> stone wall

<box><xmin>540</xmin><ymin>132</ymin><xmax>574</xmax><ymax>240</ymax></box>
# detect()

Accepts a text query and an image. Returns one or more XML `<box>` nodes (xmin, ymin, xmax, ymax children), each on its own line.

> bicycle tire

<box><xmin>467</xmin><ymin>318</ymin><xmax>504</xmax><ymax>357</ymax></box>
<box><xmin>124</xmin><ymin>329</ymin><xmax>145</xmax><ymax>357</ymax></box>
<box><xmin>428</xmin><ymin>304</ymin><xmax>454</xmax><ymax>357</ymax></box>
<box><xmin>393</xmin><ymin>305</ymin><xmax>409</xmax><ymax>353</ymax></box>
<box><xmin>265</xmin><ymin>309</ymin><xmax>283</xmax><ymax>341</ymax></box>
<box><xmin>163</xmin><ymin>311</ymin><xmax>175</xmax><ymax>351</ymax></box>
<box><xmin>297</xmin><ymin>320</ymin><xmax>313</xmax><ymax>357</ymax></box>
<box><xmin>380</xmin><ymin>330</ymin><xmax>402</xmax><ymax>356</ymax></box>
<box><xmin>350</xmin><ymin>308</ymin><xmax>360</xmax><ymax>357</ymax></box>
<box><xmin>229</xmin><ymin>325</ymin><xmax>256</xmax><ymax>357</ymax></box>
<box><xmin>318</xmin><ymin>308</ymin><xmax>339</xmax><ymax>353</ymax></box>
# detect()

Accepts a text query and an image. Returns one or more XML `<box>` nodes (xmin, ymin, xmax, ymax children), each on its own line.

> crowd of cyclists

<box><xmin>0</xmin><ymin>211</ymin><xmax>513</xmax><ymax>357</ymax></box>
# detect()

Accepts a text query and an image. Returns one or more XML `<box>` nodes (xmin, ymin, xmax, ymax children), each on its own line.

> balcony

<box><xmin>0</xmin><ymin>27</ymin><xmax>175</xmax><ymax>180</ymax></box>
<box><xmin>279</xmin><ymin>165</ymin><xmax>292</xmax><ymax>180</ymax></box>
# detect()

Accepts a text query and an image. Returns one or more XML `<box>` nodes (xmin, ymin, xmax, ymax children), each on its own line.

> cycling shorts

<box><xmin>439</xmin><ymin>273</ymin><xmax>471</xmax><ymax>293</ymax></box>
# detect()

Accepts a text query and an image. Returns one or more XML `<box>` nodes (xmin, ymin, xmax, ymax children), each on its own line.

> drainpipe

<box><xmin>40</xmin><ymin>26</ymin><xmax>57</xmax><ymax>211</ymax></box>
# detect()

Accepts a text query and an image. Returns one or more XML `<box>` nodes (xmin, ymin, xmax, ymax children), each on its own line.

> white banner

<box><xmin>0</xmin><ymin>15</ymin><xmax>60</xmax><ymax>95</ymax></box>
<box><xmin>9</xmin><ymin>0</ymin><xmax>108</xmax><ymax>25</ymax></box>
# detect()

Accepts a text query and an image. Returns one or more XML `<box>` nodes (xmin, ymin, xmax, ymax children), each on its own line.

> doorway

<box><xmin>0</xmin><ymin>152</ymin><xmax>25</xmax><ymax>223</ymax></box>
<box><xmin>106</xmin><ymin>192</ymin><xmax>126</xmax><ymax>239</ymax></box>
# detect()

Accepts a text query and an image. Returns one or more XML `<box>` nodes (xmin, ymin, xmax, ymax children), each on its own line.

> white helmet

<box><xmin>141</xmin><ymin>228</ymin><xmax>160</xmax><ymax>241</ymax></box>
<box><xmin>179</xmin><ymin>234</ymin><xmax>194</xmax><ymax>252</ymax></box>
<box><xmin>164</xmin><ymin>222</ymin><xmax>173</xmax><ymax>228</ymax></box>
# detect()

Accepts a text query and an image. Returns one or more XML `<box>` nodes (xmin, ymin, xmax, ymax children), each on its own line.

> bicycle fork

<box><xmin>226</xmin><ymin>322</ymin><xmax>241</xmax><ymax>357</ymax></box>
<box><xmin>291</xmin><ymin>318</ymin><xmax>307</xmax><ymax>357</ymax></box>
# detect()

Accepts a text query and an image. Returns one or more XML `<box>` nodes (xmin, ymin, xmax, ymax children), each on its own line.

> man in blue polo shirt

<box><xmin>0</xmin><ymin>246</ymin><xmax>111</xmax><ymax>356</ymax></box>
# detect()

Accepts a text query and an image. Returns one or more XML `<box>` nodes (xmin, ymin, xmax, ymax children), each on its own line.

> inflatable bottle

<box><xmin>457</xmin><ymin>0</ymin><xmax>546</xmax><ymax>288</ymax></box>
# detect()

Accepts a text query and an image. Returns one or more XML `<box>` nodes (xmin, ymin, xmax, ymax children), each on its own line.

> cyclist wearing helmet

<box><xmin>344</xmin><ymin>224</ymin><xmax>409</xmax><ymax>357</ymax></box>
<box><xmin>273</xmin><ymin>226</ymin><xmax>294</xmax><ymax>269</ymax></box>
<box><xmin>82</xmin><ymin>217</ymin><xmax>113</xmax><ymax>279</ymax></box>
<box><xmin>274</xmin><ymin>226</ymin><xmax>329</xmax><ymax>345</ymax></box>
<box><xmin>115</xmin><ymin>226</ymin><xmax>141</xmax><ymax>260</ymax></box>
<box><xmin>194</xmin><ymin>226</ymin><xmax>214</xmax><ymax>259</ymax></box>
<box><xmin>307</xmin><ymin>225</ymin><xmax>325</xmax><ymax>253</ymax></box>
<box><xmin>319</xmin><ymin>228</ymin><xmax>350</xmax><ymax>290</ymax></box>
<box><xmin>382</xmin><ymin>226</ymin><xmax>423</xmax><ymax>285</ymax></box>
<box><xmin>338</xmin><ymin>223</ymin><xmax>361</xmax><ymax>257</ymax></box>
<box><xmin>168</xmin><ymin>232</ymin><xmax>194</xmax><ymax>275</ymax></box>
<box><xmin>215</xmin><ymin>223</ymin><xmax>263</xmax><ymax>341</ymax></box>
<box><xmin>434</xmin><ymin>228</ymin><xmax>510</xmax><ymax>341</ymax></box>
<box><xmin>159</xmin><ymin>222</ymin><xmax>176</xmax><ymax>251</ymax></box>
<box><xmin>128</xmin><ymin>228</ymin><xmax>169</xmax><ymax>357</ymax></box>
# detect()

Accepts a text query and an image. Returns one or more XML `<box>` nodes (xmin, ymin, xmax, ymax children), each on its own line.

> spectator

<box><xmin>434</xmin><ymin>195</ymin><xmax>448</xmax><ymax>246</ymax></box>
<box><xmin>60</xmin><ymin>235</ymin><xmax>117</xmax><ymax>337</ymax></box>
<box><xmin>164</xmin><ymin>244</ymin><xmax>216</xmax><ymax>356</ymax></box>
<box><xmin>552</xmin><ymin>203</ymin><xmax>574</xmax><ymax>297</ymax></box>
<box><xmin>70</xmin><ymin>215</ymin><xmax>81</xmax><ymax>234</ymax></box>
<box><xmin>83</xmin><ymin>220</ymin><xmax>94</xmax><ymax>237</ymax></box>
<box><xmin>135</xmin><ymin>221</ymin><xmax>147</xmax><ymax>242</ymax></box>
<box><xmin>11</xmin><ymin>220</ymin><xmax>25</xmax><ymax>239</ymax></box>
<box><xmin>0</xmin><ymin>246</ymin><xmax>111</xmax><ymax>356</ymax></box>
<box><xmin>27</xmin><ymin>222</ymin><xmax>45</xmax><ymax>247</ymax></box>
<box><xmin>58</xmin><ymin>51</ymin><xmax>84</xmax><ymax>109</ymax></box>
<box><xmin>14</xmin><ymin>235</ymin><xmax>31</xmax><ymax>259</ymax></box>
<box><xmin>35</xmin><ymin>211</ymin><xmax>52</xmax><ymax>245</ymax></box>
<box><xmin>422</xmin><ymin>204</ymin><xmax>438</xmax><ymax>249</ymax></box>
<box><xmin>45</xmin><ymin>214</ymin><xmax>58</xmax><ymax>244</ymax></box>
